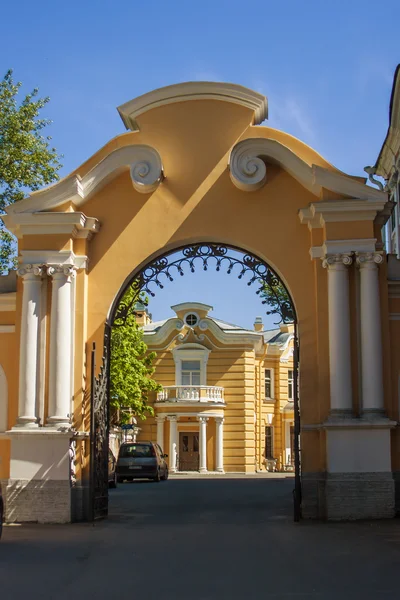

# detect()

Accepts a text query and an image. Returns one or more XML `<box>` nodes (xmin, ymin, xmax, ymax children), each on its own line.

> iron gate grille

<box><xmin>89</xmin><ymin>326</ymin><xmax>111</xmax><ymax>521</ymax></box>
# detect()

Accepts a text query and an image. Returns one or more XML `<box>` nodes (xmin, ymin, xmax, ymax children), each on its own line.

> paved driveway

<box><xmin>1</xmin><ymin>474</ymin><xmax>400</xmax><ymax>599</ymax></box>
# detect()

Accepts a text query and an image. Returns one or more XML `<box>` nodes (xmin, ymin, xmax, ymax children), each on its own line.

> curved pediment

<box><xmin>117</xmin><ymin>81</ymin><xmax>268</xmax><ymax>131</ymax></box>
<box><xmin>229</xmin><ymin>137</ymin><xmax>387</xmax><ymax>201</ymax></box>
<box><xmin>5</xmin><ymin>144</ymin><xmax>164</xmax><ymax>216</ymax></box>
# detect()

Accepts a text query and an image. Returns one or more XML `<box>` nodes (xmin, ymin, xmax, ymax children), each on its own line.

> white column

<box><xmin>47</xmin><ymin>265</ymin><xmax>76</xmax><ymax>427</ymax></box>
<box><xmin>356</xmin><ymin>252</ymin><xmax>385</xmax><ymax>415</ymax></box>
<box><xmin>198</xmin><ymin>416</ymin><xmax>208</xmax><ymax>473</ymax></box>
<box><xmin>322</xmin><ymin>254</ymin><xmax>353</xmax><ymax>416</ymax></box>
<box><xmin>168</xmin><ymin>415</ymin><xmax>178</xmax><ymax>473</ymax></box>
<box><xmin>215</xmin><ymin>416</ymin><xmax>224</xmax><ymax>473</ymax></box>
<box><xmin>15</xmin><ymin>264</ymin><xmax>44</xmax><ymax>428</ymax></box>
<box><xmin>155</xmin><ymin>416</ymin><xmax>165</xmax><ymax>452</ymax></box>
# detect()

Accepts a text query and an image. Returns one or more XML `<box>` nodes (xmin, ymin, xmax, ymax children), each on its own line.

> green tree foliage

<box><xmin>0</xmin><ymin>69</ymin><xmax>62</xmax><ymax>272</ymax></box>
<box><xmin>259</xmin><ymin>277</ymin><xmax>294</xmax><ymax>323</ymax></box>
<box><xmin>110</xmin><ymin>288</ymin><xmax>161</xmax><ymax>425</ymax></box>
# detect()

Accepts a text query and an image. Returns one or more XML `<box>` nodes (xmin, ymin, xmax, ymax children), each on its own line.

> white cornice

<box><xmin>143</xmin><ymin>316</ymin><xmax>263</xmax><ymax>350</ymax></box>
<box><xmin>3</xmin><ymin>145</ymin><xmax>164</xmax><ymax>217</ymax></box>
<box><xmin>2</xmin><ymin>211</ymin><xmax>99</xmax><ymax>239</ymax></box>
<box><xmin>310</xmin><ymin>239</ymin><xmax>378</xmax><ymax>259</ymax></box>
<box><xmin>19</xmin><ymin>250</ymin><xmax>88</xmax><ymax>270</ymax></box>
<box><xmin>117</xmin><ymin>82</ymin><xmax>268</xmax><ymax>131</ymax></box>
<box><xmin>229</xmin><ymin>138</ymin><xmax>388</xmax><ymax>205</ymax></box>
<box><xmin>299</xmin><ymin>199</ymin><xmax>389</xmax><ymax>229</ymax></box>
<box><xmin>0</xmin><ymin>293</ymin><xmax>16</xmax><ymax>312</ymax></box>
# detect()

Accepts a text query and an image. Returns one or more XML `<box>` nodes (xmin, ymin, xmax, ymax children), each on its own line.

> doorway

<box><xmin>179</xmin><ymin>432</ymin><xmax>200</xmax><ymax>471</ymax></box>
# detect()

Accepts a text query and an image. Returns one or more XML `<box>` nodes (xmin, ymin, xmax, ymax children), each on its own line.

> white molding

<box><xmin>143</xmin><ymin>316</ymin><xmax>263</xmax><ymax>350</ymax></box>
<box><xmin>171</xmin><ymin>302</ymin><xmax>213</xmax><ymax>314</ymax></box>
<box><xmin>172</xmin><ymin>344</ymin><xmax>210</xmax><ymax>386</ymax></box>
<box><xmin>19</xmin><ymin>250</ymin><xmax>88</xmax><ymax>271</ymax></box>
<box><xmin>2</xmin><ymin>211</ymin><xmax>99</xmax><ymax>239</ymax></box>
<box><xmin>3</xmin><ymin>145</ymin><xmax>164</xmax><ymax>218</ymax></box>
<box><xmin>229</xmin><ymin>138</ymin><xmax>319</xmax><ymax>194</ymax></box>
<box><xmin>117</xmin><ymin>82</ymin><xmax>268</xmax><ymax>131</ymax></box>
<box><xmin>229</xmin><ymin>138</ymin><xmax>388</xmax><ymax>204</ymax></box>
<box><xmin>300</xmin><ymin>199</ymin><xmax>389</xmax><ymax>229</ymax></box>
<box><xmin>0</xmin><ymin>325</ymin><xmax>15</xmax><ymax>333</ymax></box>
<box><xmin>0</xmin><ymin>292</ymin><xmax>16</xmax><ymax>312</ymax></box>
<box><xmin>155</xmin><ymin>401</ymin><xmax>225</xmax><ymax>409</ymax></box>
<box><xmin>310</xmin><ymin>239</ymin><xmax>378</xmax><ymax>260</ymax></box>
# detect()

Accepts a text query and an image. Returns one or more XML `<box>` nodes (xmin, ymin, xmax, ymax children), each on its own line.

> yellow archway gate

<box><xmin>0</xmin><ymin>82</ymin><xmax>396</xmax><ymax>523</ymax></box>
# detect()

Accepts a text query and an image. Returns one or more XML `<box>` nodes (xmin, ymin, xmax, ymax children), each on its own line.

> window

<box><xmin>181</xmin><ymin>360</ymin><xmax>201</xmax><ymax>386</ymax></box>
<box><xmin>265</xmin><ymin>426</ymin><xmax>274</xmax><ymax>459</ymax></box>
<box><xmin>185</xmin><ymin>313</ymin><xmax>198</xmax><ymax>327</ymax></box>
<box><xmin>264</xmin><ymin>368</ymin><xmax>274</xmax><ymax>399</ymax></box>
<box><xmin>288</xmin><ymin>369</ymin><xmax>294</xmax><ymax>400</ymax></box>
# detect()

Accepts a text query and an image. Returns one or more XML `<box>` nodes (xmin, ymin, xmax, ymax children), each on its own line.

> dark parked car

<box><xmin>116</xmin><ymin>442</ymin><xmax>168</xmax><ymax>483</ymax></box>
<box><xmin>0</xmin><ymin>486</ymin><xmax>3</xmax><ymax>540</ymax></box>
<box><xmin>108</xmin><ymin>450</ymin><xmax>117</xmax><ymax>488</ymax></box>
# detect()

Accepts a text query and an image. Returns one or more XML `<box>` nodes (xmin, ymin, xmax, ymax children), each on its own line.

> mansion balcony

<box><xmin>156</xmin><ymin>385</ymin><xmax>225</xmax><ymax>404</ymax></box>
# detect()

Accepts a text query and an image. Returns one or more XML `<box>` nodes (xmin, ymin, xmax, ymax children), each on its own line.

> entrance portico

<box><xmin>156</xmin><ymin>411</ymin><xmax>225</xmax><ymax>474</ymax></box>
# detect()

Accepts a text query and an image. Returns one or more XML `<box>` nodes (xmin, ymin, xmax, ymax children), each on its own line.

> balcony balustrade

<box><xmin>156</xmin><ymin>385</ymin><xmax>225</xmax><ymax>403</ymax></box>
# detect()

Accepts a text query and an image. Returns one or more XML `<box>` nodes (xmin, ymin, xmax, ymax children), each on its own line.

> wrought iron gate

<box><xmin>293</xmin><ymin>323</ymin><xmax>301</xmax><ymax>521</ymax></box>
<box><xmin>89</xmin><ymin>325</ymin><xmax>111</xmax><ymax>521</ymax></box>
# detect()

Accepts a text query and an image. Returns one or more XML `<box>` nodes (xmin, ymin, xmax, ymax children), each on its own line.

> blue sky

<box><xmin>2</xmin><ymin>0</ymin><xmax>399</xmax><ymax>329</ymax></box>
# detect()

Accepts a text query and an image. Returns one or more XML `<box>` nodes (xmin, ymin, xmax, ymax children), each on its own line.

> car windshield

<box><xmin>119</xmin><ymin>444</ymin><xmax>155</xmax><ymax>458</ymax></box>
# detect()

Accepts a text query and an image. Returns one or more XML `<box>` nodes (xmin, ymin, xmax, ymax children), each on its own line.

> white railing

<box><xmin>157</xmin><ymin>385</ymin><xmax>225</xmax><ymax>403</ymax></box>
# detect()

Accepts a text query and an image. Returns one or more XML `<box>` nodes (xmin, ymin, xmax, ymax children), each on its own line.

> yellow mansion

<box><xmin>135</xmin><ymin>302</ymin><xmax>295</xmax><ymax>474</ymax></box>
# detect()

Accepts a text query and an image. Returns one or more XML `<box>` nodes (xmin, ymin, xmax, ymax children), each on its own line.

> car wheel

<box><xmin>0</xmin><ymin>506</ymin><xmax>3</xmax><ymax>540</ymax></box>
<box><xmin>109</xmin><ymin>473</ymin><xmax>117</xmax><ymax>489</ymax></box>
<box><xmin>153</xmin><ymin>469</ymin><xmax>161</xmax><ymax>483</ymax></box>
<box><xmin>161</xmin><ymin>468</ymin><xmax>169</xmax><ymax>481</ymax></box>
<box><xmin>117</xmin><ymin>476</ymin><xmax>123</xmax><ymax>484</ymax></box>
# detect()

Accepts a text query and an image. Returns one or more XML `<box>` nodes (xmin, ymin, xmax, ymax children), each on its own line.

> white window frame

<box><xmin>264</xmin><ymin>367</ymin><xmax>275</xmax><ymax>400</ymax></box>
<box><xmin>183</xmin><ymin>311</ymin><xmax>200</xmax><ymax>327</ymax></box>
<box><xmin>172</xmin><ymin>344</ymin><xmax>210</xmax><ymax>386</ymax></box>
<box><xmin>288</xmin><ymin>369</ymin><xmax>294</xmax><ymax>400</ymax></box>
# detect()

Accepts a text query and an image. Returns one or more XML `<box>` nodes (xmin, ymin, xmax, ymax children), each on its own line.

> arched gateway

<box><xmin>0</xmin><ymin>82</ymin><xmax>396</xmax><ymax>523</ymax></box>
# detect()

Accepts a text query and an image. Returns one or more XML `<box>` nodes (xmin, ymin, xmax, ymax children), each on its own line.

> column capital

<box><xmin>215</xmin><ymin>416</ymin><xmax>224</xmax><ymax>424</ymax></box>
<box><xmin>321</xmin><ymin>253</ymin><xmax>353</xmax><ymax>269</ymax></box>
<box><xmin>17</xmin><ymin>263</ymin><xmax>45</xmax><ymax>278</ymax></box>
<box><xmin>167</xmin><ymin>415</ymin><xmax>178</xmax><ymax>422</ymax></box>
<box><xmin>155</xmin><ymin>415</ymin><xmax>166</xmax><ymax>423</ymax></box>
<box><xmin>355</xmin><ymin>252</ymin><xmax>384</xmax><ymax>268</ymax></box>
<box><xmin>47</xmin><ymin>264</ymin><xmax>77</xmax><ymax>281</ymax></box>
<box><xmin>197</xmin><ymin>416</ymin><xmax>209</xmax><ymax>423</ymax></box>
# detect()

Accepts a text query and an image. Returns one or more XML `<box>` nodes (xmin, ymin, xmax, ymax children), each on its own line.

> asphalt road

<box><xmin>1</xmin><ymin>474</ymin><xmax>400</xmax><ymax>599</ymax></box>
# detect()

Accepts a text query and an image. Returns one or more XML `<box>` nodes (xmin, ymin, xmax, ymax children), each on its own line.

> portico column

<box><xmin>168</xmin><ymin>415</ymin><xmax>178</xmax><ymax>473</ymax></box>
<box><xmin>215</xmin><ymin>416</ymin><xmax>224</xmax><ymax>473</ymax></box>
<box><xmin>198</xmin><ymin>416</ymin><xmax>208</xmax><ymax>473</ymax></box>
<box><xmin>155</xmin><ymin>416</ymin><xmax>165</xmax><ymax>452</ymax></box>
<box><xmin>322</xmin><ymin>254</ymin><xmax>353</xmax><ymax>416</ymax></box>
<box><xmin>15</xmin><ymin>264</ymin><xmax>44</xmax><ymax>428</ymax></box>
<box><xmin>356</xmin><ymin>252</ymin><xmax>385</xmax><ymax>415</ymax></box>
<box><xmin>47</xmin><ymin>264</ymin><xmax>76</xmax><ymax>427</ymax></box>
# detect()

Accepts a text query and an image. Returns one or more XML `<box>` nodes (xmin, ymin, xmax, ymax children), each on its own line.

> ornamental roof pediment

<box><xmin>1</xmin><ymin>81</ymin><xmax>389</xmax><ymax>238</ymax></box>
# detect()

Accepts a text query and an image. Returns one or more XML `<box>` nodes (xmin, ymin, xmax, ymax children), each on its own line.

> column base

<box><xmin>216</xmin><ymin>468</ymin><xmax>224</xmax><ymax>473</ymax></box>
<box><xmin>1</xmin><ymin>478</ymin><xmax>71</xmax><ymax>523</ymax></box>
<box><xmin>13</xmin><ymin>418</ymin><xmax>39</xmax><ymax>429</ymax></box>
<box><xmin>4</xmin><ymin>429</ymin><xmax>73</xmax><ymax>523</ymax></box>
<box><xmin>46</xmin><ymin>417</ymin><xmax>71</xmax><ymax>428</ymax></box>
<box><xmin>301</xmin><ymin>471</ymin><xmax>395</xmax><ymax>520</ymax></box>
<box><xmin>199</xmin><ymin>467</ymin><xmax>208</xmax><ymax>473</ymax></box>
<box><xmin>326</xmin><ymin>472</ymin><xmax>394</xmax><ymax>520</ymax></box>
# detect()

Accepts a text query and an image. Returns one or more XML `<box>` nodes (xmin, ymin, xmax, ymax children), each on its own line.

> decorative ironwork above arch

<box><xmin>112</xmin><ymin>243</ymin><xmax>295</xmax><ymax>326</ymax></box>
